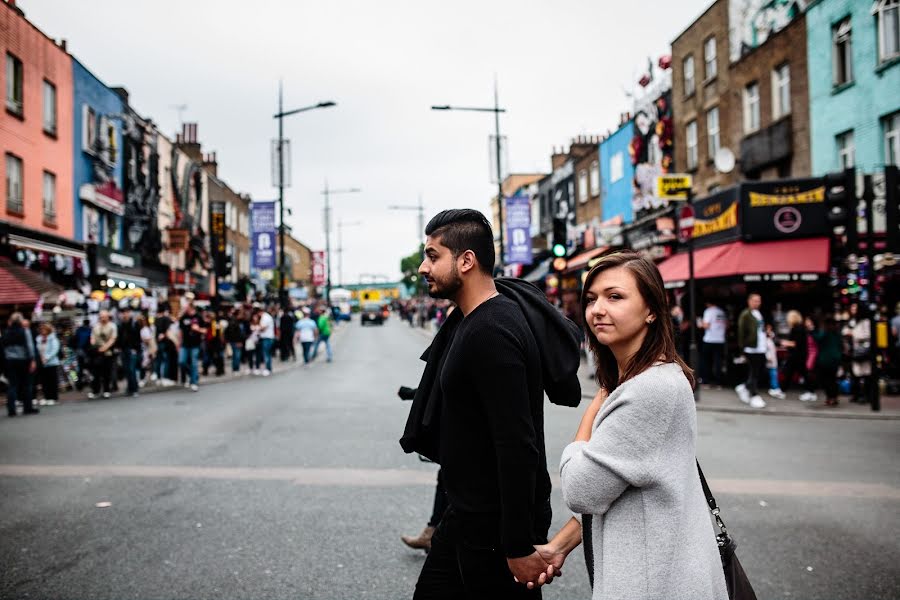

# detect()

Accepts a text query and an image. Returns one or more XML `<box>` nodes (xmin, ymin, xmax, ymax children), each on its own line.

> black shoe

<box><xmin>23</xmin><ymin>408</ymin><xmax>40</xmax><ymax>415</ymax></box>
<box><xmin>7</xmin><ymin>412</ymin><xmax>15</xmax><ymax>418</ymax></box>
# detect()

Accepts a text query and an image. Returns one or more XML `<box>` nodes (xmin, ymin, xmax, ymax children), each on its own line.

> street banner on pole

<box><xmin>505</xmin><ymin>194</ymin><xmax>533</xmax><ymax>265</ymax></box>
<box><xmin>251</xmin><ymin>201</ymin><xmax>276</xmax><ymax>270</ymax></box>
<box><xmin>209</xmin><ymin>201</ymin><xmax>227</xmax><ymax>276</ymax></box>
<box><xmin>311</xmin><ymin>251</ymin><xmax>327</xmax><ymax>287</ymax></box>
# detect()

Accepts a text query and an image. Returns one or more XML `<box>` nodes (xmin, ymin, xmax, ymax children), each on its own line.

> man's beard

<box><xmin>427</xmin><ymin>263</ymin><xmax>463</xmax><ymax>300</ymax></box>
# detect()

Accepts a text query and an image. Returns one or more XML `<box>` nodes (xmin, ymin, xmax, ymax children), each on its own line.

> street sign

<box><xmin>657</xmin><ymin>174</ymin><xmax>693</xmax><ymax>200</ymax></box>
<box><xmin>678</xmin><ymin>204</ymin><xmax>695</xmax><ymax>243</ymax></box>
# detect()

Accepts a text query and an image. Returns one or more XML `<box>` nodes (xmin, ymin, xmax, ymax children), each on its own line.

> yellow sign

<box><xmin>693</xmin><ymin>202</ymin><xmax>738</xmax><ymax>238</ymax></box>
<box><xmin>656</xmin><ymin>174</ymin><xmax>693</xmax><ymax>200</ymax></box>
<box><xmin>748</xmin><ymin>187</ymin><xmax>825</xmax><ymax>207</ymax></box>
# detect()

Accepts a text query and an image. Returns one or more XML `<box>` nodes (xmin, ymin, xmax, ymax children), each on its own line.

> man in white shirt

<box><xmin>700</xmin><ymin>301</ymin><xmax>726</xmax><ymax>386</ymax></box>
<box><xmin>736</xmin><ymin>293</ymin><xmax>767</xmax><ymax>409</ymax></box>
<box><xmin>258</xmin><ymin>306</ymin><xmax>276</xmax><ymax>376</ymax></box>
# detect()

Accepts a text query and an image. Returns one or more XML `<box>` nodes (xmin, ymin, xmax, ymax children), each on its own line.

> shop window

<box><xmin>875</xmin><ymin>0</ymin><xmax>900</xmax><ymax>64</ymax></box>
<box><xmin>6</xmin><ymin>53</ymin><xmax>23</xmax><ymax>116</ymax></box>
<box><xmin>683</xmin><ymin>55</ymin><xmax>695</xmax><ymax>96</ymax></box>
<box><xmin>832</xmin><ymin>18</ymin><xmax>853</xmax><ymax>87</ymax></box>
<box><xmin>43</xmin><ymin>171</ymin><xmax>56</xmax><ymax>223</ymax></box>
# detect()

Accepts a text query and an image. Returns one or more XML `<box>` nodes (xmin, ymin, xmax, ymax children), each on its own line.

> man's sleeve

<box><xmin>471</xmin><ymin>328</ymin><xmax>539</xmax><ymax>558</ymax></box>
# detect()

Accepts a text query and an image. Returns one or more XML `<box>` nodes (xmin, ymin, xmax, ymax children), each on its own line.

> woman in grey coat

<box><xmin>535</xmin><ymin>251</ymin><xmax>727</xmax><ymax>600</ymax></box>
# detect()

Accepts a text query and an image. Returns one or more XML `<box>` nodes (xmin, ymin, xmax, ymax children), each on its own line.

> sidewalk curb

<box><xmin>578</xmin><ymin>392</ymin><xmax>900</xmax><ymax>420</ymax></box>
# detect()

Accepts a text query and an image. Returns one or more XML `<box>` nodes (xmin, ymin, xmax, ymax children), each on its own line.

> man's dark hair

<box><xmin>424</xmin><ymin>209</ymin><xmax>495</xmax><ymax>275</ymax></box>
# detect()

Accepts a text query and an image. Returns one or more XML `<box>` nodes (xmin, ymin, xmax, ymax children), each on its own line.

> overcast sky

<box><xmin>25</xmin><ymin>0</ymin><xmax>711</xmax><ymax>284</ymax></box>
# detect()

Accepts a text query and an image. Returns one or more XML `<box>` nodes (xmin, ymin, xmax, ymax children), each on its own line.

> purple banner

<box><xmin>251</xmin><ymin>201</ymin><xmax>276</xmax><ymax>270</ymax></box>
<box><xmin>505</xmin><ymin>194</ymin><xmax>532</xmax><ymax>265</ymax></box>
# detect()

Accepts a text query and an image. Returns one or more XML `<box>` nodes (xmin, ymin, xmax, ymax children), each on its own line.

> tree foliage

<box><xmin>400</xmin><ymin>244</ymin><xmax>424</xmax><ymax>291</ymax></box>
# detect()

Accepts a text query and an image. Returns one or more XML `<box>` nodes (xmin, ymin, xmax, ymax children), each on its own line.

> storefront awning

<box><xmin>657</xmin><ymin>237</ymin><xmax>830</xmax><ymax>283</ymax></box>
<box><xmin>522</xmin><ymin>259</ymin><xmax>550</xmax><ymax>283</ymax></box>
<box><xmin>565</xmin><ymin>246</ymin><xmax>609</xmax><ymax>273</ymax></box>
<box><xmin>7</xmin><ymin>233</ymin><xmax>86</xmax><ymax>260</ymax></box>
<box><xmin>0</xmin><ymin>258</ymin><xmax>63</xmax><ymax>306</ymax></box>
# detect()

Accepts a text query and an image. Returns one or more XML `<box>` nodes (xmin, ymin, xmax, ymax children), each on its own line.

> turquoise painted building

<box><xmin>806</xmin><ymin>0</ymin><xmax>900</xmax><ymax>175</ymax></box>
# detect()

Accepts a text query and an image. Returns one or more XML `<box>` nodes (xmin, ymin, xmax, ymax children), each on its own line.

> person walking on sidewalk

<box><xmin>699</xmin><ymin>300</ymin><xmax>726</xmax><ymax>386</ymax></box>
<box><xmin>178</xmin><ymin>303</ymin><xmax>206</xmax><ymax>392</ymax></box>
<box><xmin>735</xmin><ymin>293</ymin><xmax>768</xmax><ymax>409</ymax></box>
<box><xmin>153</xmin><ymin>306</ymin><xmax>173</xmax><ymax>384</ymax></box>
<box><xmin>224</xmin><ymin>309</ymin><xmax>247</xmax><ymax>374</ymax></box>
<box><xmin>781</xmin><ymin>310</ymin><xmax>815</xmax><ymax>401</ymax></box>
<box><xmin>295</xmin><ymin>308</ymin><xmax>318</xmax><ymax>364</ymax></box>
<box><xmin>814</xmin><ymin>316</ymin><xmax>843</xmax><ymax>406</ymax></box>
<box><xmin>35</xmin><ymin>322</ymin><xmax>60</xmax><ymax>406</ymax></box>
<box><xmin>311</xmin><ymin>306</ymin><xmax>333</xmax><ymax>363</ymax></box>
<box><xmin>764</xmin><ymin>323</ymin><xmax>786</xmax><ymax>400</ymax></box>
<box><xmin>2</xmin><ymin>312</ymin><xmax>39</xmax><ymax>417</ymax></box>
<box><xmin>258</xmin><ymin>305</ymin><xmax>275</xmax><ymax>376</ymax></box>
<box><xmin>89</xmin><ymin>311</ymin><xmax>118</xmax><ymax>399</ymax></box>
<box><xmin>406</xmin><ymin>209</ymin><xmax>554</xmax><ymax>598</ymax></box>
<box><xmin>118</xmin><ymin>307</ymin><xmax>143</xmax><ymax>397</ymax></box>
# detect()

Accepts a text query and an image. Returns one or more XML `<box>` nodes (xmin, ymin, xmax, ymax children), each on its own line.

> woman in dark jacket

<box><xmin>2</xmin><ymin>312</ymin><xmax>38</xmax><ymax>417</ymax></box>
<box><xmin>814</xmin><ymin>316</ymin><xmax>843</xmax><ymax>406</ymax></box>
<box><xmin>781</xmin><ymin>310</ymin><xmax>815</xmax><ymax>401</ymax></box>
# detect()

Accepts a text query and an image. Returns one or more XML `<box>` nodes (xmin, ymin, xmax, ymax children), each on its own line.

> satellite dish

<box><xmin>714</xmin><ymin>147</ymin><xmax>736</xmax><ymax>174</ymax></box>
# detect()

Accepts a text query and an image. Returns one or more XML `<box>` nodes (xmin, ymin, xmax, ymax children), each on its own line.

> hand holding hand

<box><xmin>534</xmin><ymin>542</ymin><xmax>567</xmax><ymax>579</ymax></box>
<box><xmin>507</xmin><ymin>551</ymin><xmax>554</xmax><ymax>589</ymax></box>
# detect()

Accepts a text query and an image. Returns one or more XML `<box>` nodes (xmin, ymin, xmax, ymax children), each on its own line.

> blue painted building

<box><xmin>806</xmin><ymin>0</ymin><xmax>900</xmax><ymax>174</ymax></box>
<box><xmin>600</xmin><ymin>120</ymin><xmax>635</xmax><ymax>223</ymax></box>
<box><xmin>72</xmin><ymin>58</ymin><xmax>125</xmax><ymax>248</ymax></box>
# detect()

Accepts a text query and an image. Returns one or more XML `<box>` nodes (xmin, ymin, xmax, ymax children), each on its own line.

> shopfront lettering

<box><xmin>109</xmin><ymin>252</ymin><xmax>136</xmax><ymax>269</ymax></box>
<box><xmin>748</xmin><ymin>187</ymin><xmax>825</xmax><ymax>207</ymax></box>
<box><xmin>693</xmin><ymin>201</ymin><xmax>738</xmax><ymax>238</ymax></box>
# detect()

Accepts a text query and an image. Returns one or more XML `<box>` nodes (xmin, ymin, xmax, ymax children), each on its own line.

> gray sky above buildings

<box><xmin>26</xmin><ymin>0</ymin><xmax>711</xmax><ymax>284</ymax></box>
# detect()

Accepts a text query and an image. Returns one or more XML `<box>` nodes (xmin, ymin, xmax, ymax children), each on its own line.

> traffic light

<box><xmin>551</xmin><ymin>217</ymin><xmax>567</xmax><ymax>258</ymax></box>
<box><xmin>824</xmin><ymin>168</ymin><xmax>857</xmax><ymax>249</ymax></box>
<box><xmin>886</xmin><ymin>165</ymin><xmax>898</xmax><ymax>253</ymax></box>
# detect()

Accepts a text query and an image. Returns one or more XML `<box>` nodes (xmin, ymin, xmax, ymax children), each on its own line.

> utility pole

<box><xmin>321</xmin><ymin>182</ymin><xmax>361</xmax><ymax>307</ymax></box>
<box><xmin>389</xmin><ymin>196</ymin><xmax>427</xmax><ymax>296</ymax></box>
<box><xmin>337</xmin><ymin>218</ymin><xmax>362</xmax><ymax>288</ymax></box>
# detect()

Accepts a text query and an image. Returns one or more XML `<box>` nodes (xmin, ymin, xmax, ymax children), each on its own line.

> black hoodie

<box><xmin>400</xmin><ymin>277</ymin><xmax>582</xmax><ymax>461</ymax></box>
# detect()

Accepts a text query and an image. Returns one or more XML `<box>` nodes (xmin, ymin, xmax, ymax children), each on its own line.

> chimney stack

<box><xmin>177</xmin><ymin>123</ymin><xmax>203</xmax><ymax>162</ymax></box>
<box><xmin>202</xmin><ymin>152</ymin><xmax>218</xmax><ymax>177</ymax></box>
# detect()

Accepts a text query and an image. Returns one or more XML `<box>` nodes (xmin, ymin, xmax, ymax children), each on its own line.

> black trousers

<box><xmin>413</xmin><ymin>508</ymin><xmax>541</xmax><ymax>600</ymax></box>
<box><xmin>744</xmin><ymin>353</ymin><xmax>766</xmax><ymax>396</ymax></box>
<box><xmin>428</xmin><ymin>469</ymin><xmax>449</xmax><ymax>528</ymax></box>
<box><xmin>40</xmin><ymin>366</ymin><xmax>59</xmax><ymax>400</ymax></box>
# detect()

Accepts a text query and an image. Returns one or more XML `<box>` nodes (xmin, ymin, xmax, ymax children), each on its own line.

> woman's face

<box><xmin>584</xmin><ymin>266</ymin><xmax>652</xmax><ymax>353</ymax></box>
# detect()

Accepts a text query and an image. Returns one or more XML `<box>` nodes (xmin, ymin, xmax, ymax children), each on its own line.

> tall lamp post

<box><xmin>273</xmin><ymin>83</ymin><xmax>335</xmax><ymax>308</ymax></box>
<box><xmin>389</xmin><ymin>197</ymin><xmax>426</xmax><ymax>296</ymax></box>
<box><xmin>321</xmin><ymin>181</ymin><xmax>361</xmax><ymax>306</ymax></box>
<box><xmin>432</xmin><ymin>80</ymin><xmax>507</xmax><ymax>271</ymax></box>
<box><xmin>336</xmin><ymin>218</ymin><xmax>362</xmax><ymax>288</ymax></box>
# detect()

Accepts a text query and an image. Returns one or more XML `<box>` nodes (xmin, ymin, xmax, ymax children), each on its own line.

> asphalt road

<box><xmin>1</xmin><ymin>317</ymin><xmax>898</xmax><ymax>600</ymax></box>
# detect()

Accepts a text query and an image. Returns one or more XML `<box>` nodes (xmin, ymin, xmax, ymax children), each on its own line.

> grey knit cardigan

<box><xmin>560</xmin><ymin>362</ymin><xmax>728</xmax><ymax>600</ymax></box>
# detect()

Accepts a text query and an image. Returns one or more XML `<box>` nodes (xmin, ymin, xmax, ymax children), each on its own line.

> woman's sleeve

<box><xmin>560</xmin><ymin>389</ymin><xmax>675</xmax><ymax>516</ymax></box>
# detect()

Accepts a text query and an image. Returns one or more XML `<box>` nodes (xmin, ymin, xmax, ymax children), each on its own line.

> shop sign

<box><xmin>657</xmin><ymin>174</ymin><xmax>692</xmax><ymax>200</ymax></box>
<box><xmin>109</xmin><ymin>252</ymin><xmax>137</xmax><ymax>269</ymax></box>
<box><xmin>79</xmin><ymin>181</ymin><xmax>125</xmax><ymax>216</ymax></box>
<box><xmin>167</xmin><ymin>228</ymin><xmax>190</xmax><ymax>251</ymax></box>
<box><xmin>690</xmin><ymin>187</ymin><xmax>741</xmax><ymax>246</ymax></box>
<box><xmin>742</xmin><ymin>178</ymin><xmax>828</xmax><ymax>241</ymax></box>
<box><xmin>505</xmin><ymin>194</ymin><xmax>533</xmax><ymax>265</ymax></box>
<box><xmin>209</xmin><ymin>201</ymin><xmax>227</xmax><ymax>276</ymax></box>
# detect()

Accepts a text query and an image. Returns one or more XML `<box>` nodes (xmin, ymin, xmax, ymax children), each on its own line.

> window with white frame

<box><xmin>42</xmin><ymin>80</ymin><xmax>58</xmax><ymax>135</ymax></box>
<box><xmin>43</xmin><ymin>171</ymin><xmax>56</xmax><ymax>222</ymax></box>
<box><xmin>6</xmin><ymin>153</ymin><xmax>24</xmax><ymax>214</ymax></box>
<box><xmin>578</xmin><ymin>170</ymin><xmax>589</xmax><ymax>203</ymax></box>
<box><xmin>83</xmin><ymin>105</ymin><xmax>98</xmax><ymax>152</ymax></box>
<box><xmin>743</xmin><ymin>82</ymin><xmax>760</xmax><ymax>133</ymax></box>
<box><xmin>610</xmin><ymin>152</ymin><xmax>624</xmax><ymax>182</ymax></box>
<box><xmin>686</xmin><ymin>121</ymin><xmax>698</xmax><ymax>170</ymax></box>
<box><xmin>683</xmin><ymin>55</ymin><xmax>696</xmax><ymax>96</ymax></box>
<box><xmin>885</xmin><ymin>112</ymin><xmax>900</xmax><ymax>166</ymax></box>
<box><xmin>832</xmin><ymin>18</ymin><xmax>853</xmax><ymax>86</ymax></box>
<box><xmin>837</xmin><ymin>130</ymin><xmax>855</xmax><ymax>169</ymax></box>
<box><xmin>704</xmin><ymin>36</ymin><xmax>717</xmax><ymax>79</ymax></box>
<box><xmin>875</xmin><ymin>0</ymin><xmax>900</xmax><ymax>64</ymax></box>
<box><xmin>707</xmin><ymin>107</ymin><xmax>720</xmax><ymax>160</ymax></box>
<box><xmin>589</xmin><ymin>160</ymin><xmax>600</xmax><ymax>197</ymax></box>
<box><xmin>6</xmin><ymin>53</ymin><xmax>23</xmax><ymax>116</ymax></box>
<box><xmin>771</xmin><ymin>63</ymin><xmax>791</xmax><ymax>119</ymax></box>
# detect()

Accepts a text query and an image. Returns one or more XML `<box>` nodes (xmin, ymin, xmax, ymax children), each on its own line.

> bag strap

<box><xmin>697</xmin><ymin>460</ymin><xmax>728</xmax><ymax>536</ymax></box>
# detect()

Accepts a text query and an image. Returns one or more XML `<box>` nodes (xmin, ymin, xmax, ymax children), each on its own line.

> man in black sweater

<box><xmin>411</xmin><ymin>209</ymin><xmax>553</xmax><ymax>599</ymax></box>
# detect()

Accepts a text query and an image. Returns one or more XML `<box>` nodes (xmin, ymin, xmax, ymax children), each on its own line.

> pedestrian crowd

<box><xmin>1</xmin><ymin>298</ymin><xmax>338</xmax><ymax>417</ymax></box>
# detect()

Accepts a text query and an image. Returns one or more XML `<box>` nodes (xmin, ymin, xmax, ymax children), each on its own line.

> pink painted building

<box><xmin>1</xmin><ymin>0</ymin><xmax>75</xmax><ymax>240</ymax></box>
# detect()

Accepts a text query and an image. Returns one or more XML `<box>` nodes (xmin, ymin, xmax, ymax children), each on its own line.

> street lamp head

<box><xmin>318</xmin><ymin>101</ymin><xmax>337</xmax><ymax>108</ymax></box>
<box><xmin>431</xmin><ymin>105</ymin><xmax>450</xmax><ymax>110</ymax></box>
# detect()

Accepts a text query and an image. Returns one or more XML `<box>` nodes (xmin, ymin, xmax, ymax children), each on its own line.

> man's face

<box><xmin>99</xmin><ymin>311</ymin><xmax>109</xmax><ymax>324</ymax></box>
<box><xmin>418</xmin><ymin>235</ymin><xmax>463</xmax><ymax>300</ymax></box>
<box><xmin>748</xmin><ymin>294</ymin><xmax>761</xmax><ymax>310</ymax></box>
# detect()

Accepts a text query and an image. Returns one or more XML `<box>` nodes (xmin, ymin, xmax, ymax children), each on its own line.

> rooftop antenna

<box><xmin>170</xmin><ymin>104</ymin><xmax>188</xmax><ymax>132</ymax></box>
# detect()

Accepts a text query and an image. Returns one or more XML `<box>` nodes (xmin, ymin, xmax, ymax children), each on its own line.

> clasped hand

<box><xmin>508</xmin><ymin>546</ymin><xmax>566</xmax><ymax>589</ymax></box>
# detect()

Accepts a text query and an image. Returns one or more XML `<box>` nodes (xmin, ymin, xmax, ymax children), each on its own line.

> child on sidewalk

<box><xmin>766</xmin><ymin>324</ymin><xmax>786</xmax><ymax>400</ymax></box>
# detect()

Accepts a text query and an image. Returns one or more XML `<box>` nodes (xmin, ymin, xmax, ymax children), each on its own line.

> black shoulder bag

<box><xmin>697</xmin><ymin>462</ymin><xmax>758</xmax><ymax>600</ymax></box>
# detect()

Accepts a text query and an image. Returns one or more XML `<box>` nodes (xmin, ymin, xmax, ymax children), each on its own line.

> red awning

<box><xmin>0</xmin><ymin>258</ymin><xmax>63</xmax><ymax>306</ymax></box>
<box><xmin>656</xmin><ymin>237</ymin><xmax>830</xmax><ymax>283</ymax></box>
<box><xmin>565</xmin><ymin>246</ymin><xmax>609</xmax><ymax>273</ymax></box>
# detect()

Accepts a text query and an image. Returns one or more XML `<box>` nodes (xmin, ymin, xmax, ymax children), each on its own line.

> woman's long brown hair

<box><xmin>580</xmin><ymin>250</ymin><xmax>694</xmax><ymax>393</ymax></box>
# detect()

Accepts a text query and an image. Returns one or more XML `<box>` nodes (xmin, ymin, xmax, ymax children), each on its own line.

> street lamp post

<box><xmin>337</xmin><ymin>218</ymin><xmax>362</xmax><ymax>288</ymax></box>
<box><xmin>321</xmin><ymin>181</ymin><xmax>361</xmax><ymax>307</ymax></box>
<box><xmin>389</xmin><ymin>197</ymin><xmax>426</xmax><ymax>296</ymax></box>
<box><xmin>273</xmin><ymin>83</ymin><xmax>335</xmax><ymax>308</ymax></box>
<box><xmin>432</xmin><ymin>79</ymin><xmax>507</xmax><ymax>271</ymax></box>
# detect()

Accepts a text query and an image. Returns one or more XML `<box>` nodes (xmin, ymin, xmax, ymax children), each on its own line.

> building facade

<box><xmin>1</xmin><ymin>0</ymin><xmax>74</xmax><ymax>238</ymax></box>
<box><xmin>573</xmin><ymin>137</ymin><xmax>601</xmax><ymax>227</ymax></box>
<box><xmin>600</xmin><ymin>119</ymin><xmax>636</xmax><ymax>223</ymax></box>
<box><xmin>807</xmin><ymin>0</ymin><xmax>900</xmax><ymax>174</ymax></box>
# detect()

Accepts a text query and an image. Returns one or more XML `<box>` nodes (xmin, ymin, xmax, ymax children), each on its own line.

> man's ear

<box><xmin>458</xmin><ymin>249</ymin><xmax>477</xmax><ymax>274</ymax></box>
